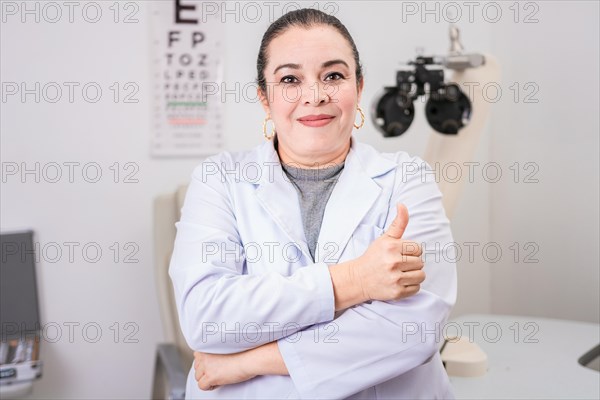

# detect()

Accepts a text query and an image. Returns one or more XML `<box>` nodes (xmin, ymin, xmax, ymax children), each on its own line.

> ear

<box><xmin>257</xmin><ymin>87</ymin><xmax>271</xmax><ymax>115</ymax></box>
<box><xmin>357</xmin><ymin>77</ymin><xmax>365</xmax><ymax>104</ymax></box>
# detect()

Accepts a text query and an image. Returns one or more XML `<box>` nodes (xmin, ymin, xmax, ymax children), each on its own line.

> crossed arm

<box><xmin>192</xmin><ymin>259</ymin><xmax>367</xmax><ymax>390</ymax></box>
<box><xmin>192</xmin><ymin>215</ymin><xmax>428</xmax><ymax>392</ymax></box>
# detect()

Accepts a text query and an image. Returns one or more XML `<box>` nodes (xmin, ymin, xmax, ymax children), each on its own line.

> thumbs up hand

<box><xmin>352</xmin><ymin>204</ymin><xmax>425</xmax><ymax>302</ymax></box>
<box><xmin>385</xmin><ymin>203</ymin><xmax>410</xmax><ymax>239</ymax></box>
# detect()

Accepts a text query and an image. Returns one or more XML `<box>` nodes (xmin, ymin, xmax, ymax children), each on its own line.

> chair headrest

<box><xmin>175</xmin><ymin>185</ymin><xmax>188</xmax><ymax>220</ymax></box>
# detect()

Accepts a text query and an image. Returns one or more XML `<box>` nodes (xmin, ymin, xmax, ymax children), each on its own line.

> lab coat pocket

<box><xmin>350</xmin><ymin>223</ymin><xmax>384</xmax><ymax>258</ymax></box>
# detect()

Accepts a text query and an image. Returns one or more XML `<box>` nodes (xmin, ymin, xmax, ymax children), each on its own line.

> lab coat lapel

<box><xmin>252</xmin><ymin>137</ymin><xmax>397</xmax><ymax>265</ymax></box>
<box><xmin>254</xmin><ymin>140</ymin><xmax>313</xmax><ymax>261</ymax></box>
<box><xmin>315</xmin><ymin>138</ymin><xmax>396</xmax><ymax>264</ymax></box>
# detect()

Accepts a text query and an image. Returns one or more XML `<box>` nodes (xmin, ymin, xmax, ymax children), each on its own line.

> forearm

<box><xmin>243</xmin><ymin>341</ymin><xmax>289</xmax><ymax>377</ymax></box>
<box><xmin>329</xmin><ymin>258</ymin><xmax>368</xmax><ymax>311</ymax></box>
<box><xmin>277</xmin><ymin>291</ymin><xmax>454</xmax><ymax>398</ymax></box>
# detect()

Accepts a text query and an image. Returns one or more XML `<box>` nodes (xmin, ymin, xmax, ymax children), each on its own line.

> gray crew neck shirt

<box><xmin>281</xmin><ymin>162</ymin><xmax>345</xmax><ymax>262</ymax></box>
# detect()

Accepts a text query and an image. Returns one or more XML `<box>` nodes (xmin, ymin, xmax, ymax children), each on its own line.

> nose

<box><xmin>303</xmin><ymin>81</ymin><xmax>330</xmax><ymax>105</ymax></box>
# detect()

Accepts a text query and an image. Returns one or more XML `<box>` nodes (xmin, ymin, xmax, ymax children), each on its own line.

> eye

<box><xmin>281</xmin><ymin>75</ymin><xmax>299</xmax><ymax>84</ymax></box>
<box><xmin>325</xmin><ymin>72</ymin><xmax>345</xmax><ymax>81</ymax></box>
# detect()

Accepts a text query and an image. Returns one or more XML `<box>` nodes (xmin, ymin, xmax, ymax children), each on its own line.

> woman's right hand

<box><xmin>351</xmin><ymin>203</ymin><xmax>425</xmax><ymax>302</ymax></box>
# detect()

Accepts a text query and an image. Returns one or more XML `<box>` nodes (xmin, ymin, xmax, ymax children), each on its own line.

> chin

<box><xmin>302</xmin><ymin>135</ymin><xmax>336</xmax><ymax>149</ymax></box>
<box><xmin>283</xmin><ymin>129</ymin><xmax>349</xmax><ymax>154</ymax></box>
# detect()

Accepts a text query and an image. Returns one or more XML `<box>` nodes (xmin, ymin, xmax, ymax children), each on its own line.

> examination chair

<box><xmin>152</xmin><ymin>184</ymin><xmax>190</xmax><ymax>400</ymax></box>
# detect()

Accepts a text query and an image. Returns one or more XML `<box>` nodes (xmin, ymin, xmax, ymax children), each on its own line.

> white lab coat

<box><xmin>169</xmin><ymin>136</ymin><xmax>457</xmax><ymax>399</ymax></box>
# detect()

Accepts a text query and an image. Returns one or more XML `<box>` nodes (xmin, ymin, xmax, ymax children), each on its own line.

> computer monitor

<box><xmin>1</xmin><ymin>231</ymin><xmax>41</xmax><ymax>341</ymax></box>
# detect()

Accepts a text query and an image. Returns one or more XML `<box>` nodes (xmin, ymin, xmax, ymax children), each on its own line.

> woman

<box><xmin>169</xmin><ymin>8</ymin><xmax>457</xmax><ymax>399</ymax></box>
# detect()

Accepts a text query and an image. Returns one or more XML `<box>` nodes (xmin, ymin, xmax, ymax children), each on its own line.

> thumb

<box><xmin>385</xmin><ymin>203</ymin><xmax>409</xmax><ymax>239</ymax></box>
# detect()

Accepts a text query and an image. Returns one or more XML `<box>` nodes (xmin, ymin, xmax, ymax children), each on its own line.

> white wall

<box><xmin>487</xmin><ymin>1</ymin><xmax>600</xmax><ymax>323</ymax></box>
<box><xmin>1</xmin><ymin>1</ymin><xmax>597</xmax><ymax>398</ymax></box>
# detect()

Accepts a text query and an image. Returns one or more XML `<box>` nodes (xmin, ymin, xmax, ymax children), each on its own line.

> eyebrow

<box><xmin>273</xmin><ymin>59</ymin><xmax>350</xmax><ymax>75</ymax></box>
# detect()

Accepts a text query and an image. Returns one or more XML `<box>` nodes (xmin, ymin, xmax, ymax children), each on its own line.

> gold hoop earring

<box><xmin>354</xmin><ymin>106</ymin><xmax>365</xmax><ymax>129</ymax></box>
<box><xmin>263</xmin><ymin>115</ymin><xmax>276</xmax><ymax>140</ymax></box>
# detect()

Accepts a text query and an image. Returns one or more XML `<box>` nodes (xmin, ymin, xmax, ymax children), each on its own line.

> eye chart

<box><xmin>149</xmin><ymin>0</ymin><xmax>224</xmax><ymax>157</ymax></box>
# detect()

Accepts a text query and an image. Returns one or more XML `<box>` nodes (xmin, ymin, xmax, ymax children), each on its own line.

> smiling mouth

<box><xmin>297</xmin><ymin>115</ymin><xmax>335</xmax><ymax>127</ymax></box>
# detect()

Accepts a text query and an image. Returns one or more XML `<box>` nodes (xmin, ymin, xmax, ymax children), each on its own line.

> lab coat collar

<box><xmin>252</xmin><ymin>136</ymin><xmax>397</xmax><ymax>264</ymax></box>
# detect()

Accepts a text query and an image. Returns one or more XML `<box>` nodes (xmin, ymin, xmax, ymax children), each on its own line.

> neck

<box><xmin>275</xmin><ymin>137</ymin><xmax>351</xmax><ymax>169</ymax></box>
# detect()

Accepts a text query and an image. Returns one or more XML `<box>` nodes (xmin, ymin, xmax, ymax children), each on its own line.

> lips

<box><xmin>297</xmin><ymin>114</ymin><xmax>335</xmax><ymax>127</ymax></box>
<box><xmin>297</xmin><ymin>114</ymin><xmax>335</xmax><ymax>122</ymax></box>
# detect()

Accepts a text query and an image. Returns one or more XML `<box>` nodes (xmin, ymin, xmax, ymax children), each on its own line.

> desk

<box><xmin>0</xmin><ymin>381</ymin><xmax>33</xmax><ymax>398</ymax></box>
<box><xmin>448</xmin><ymin>314</ymin><xmax>599</xmax><ymax>399</ymax></box>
